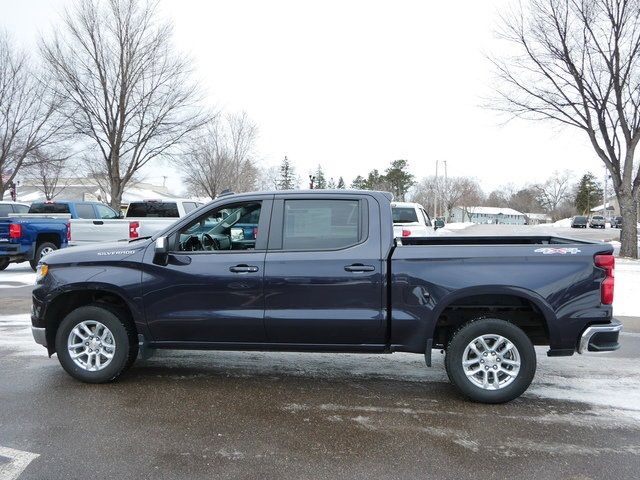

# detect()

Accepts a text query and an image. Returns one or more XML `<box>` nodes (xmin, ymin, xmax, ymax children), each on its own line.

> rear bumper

<box><xmin>578</xmin><ymin>319</ymin><xmax>622</xmax><ymax>353</ymax></box>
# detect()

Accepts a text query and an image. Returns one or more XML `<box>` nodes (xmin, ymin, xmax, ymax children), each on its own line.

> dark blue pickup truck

<box><xmin>29</xmin><ymin>190</ymin><xmax>621</xmax><ymax>403</ymax></box>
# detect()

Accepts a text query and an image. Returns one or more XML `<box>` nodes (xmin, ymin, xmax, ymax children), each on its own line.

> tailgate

<box><xmin>69</xmin><ymin>219</ymin><xmax>130</xmax><ymax>245</ymax></box>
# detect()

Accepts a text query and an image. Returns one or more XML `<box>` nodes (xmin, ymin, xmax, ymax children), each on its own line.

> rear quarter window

<box><xmin>0</xmin><ymin>205</ymin><xmax>12</xmax><ymax>217</ymax></box>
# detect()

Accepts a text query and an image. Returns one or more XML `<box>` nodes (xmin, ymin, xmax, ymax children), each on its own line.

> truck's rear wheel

<box><xmin>0</xmin><ymin>258</ymin><xmax>9</xmax><ymax>271</ymax></box>
<box><xmin>55</xmin><ymin>304</ymin><xmax>138</xmax><ymax>383</ymax></box>
<box><xmin>445</xmin><ymin>318</ymin><xmax>536</xmax><ymax>403</ymax></box>
<box><xmin>29</xmin><ymin>242</ymin><xmax>58</xmax><ymax>271</ymax></box>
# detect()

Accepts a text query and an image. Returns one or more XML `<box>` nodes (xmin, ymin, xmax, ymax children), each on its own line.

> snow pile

<box><xmin>436</xmin><ymin>222</ymin><xmax>474</xmax><ymax>235</ymax></box>
<box><xmin>534</xmin><ymin>217</ymin><xmax>572</xmax><ymax>228</ymax></box>
<box><xmin>614</xmin><ymin>258</ymin><xmax>640</xmax><ymax>316</ymax></box>
<box><xmin>0</xmin><ymin>263</ymin><xmax>36</xmax><ymax>289</ymax></box>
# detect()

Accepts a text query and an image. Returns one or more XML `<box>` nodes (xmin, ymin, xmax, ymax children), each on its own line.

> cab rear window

<box><xmin>28</xmin><ymin>203</ymin><xmax>70</xmax><ymax>214</ymax></box>
<box><xmin>126</xmin><ymin>202</ymin><xmax>179</xmax><ymax>217</ymax></box>
<box><xmin>392</xmin><ymin>207</ymin><xmax>418</xmax><ymax>223</ymax></box>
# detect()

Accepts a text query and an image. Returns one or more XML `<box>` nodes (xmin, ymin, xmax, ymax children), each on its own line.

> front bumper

<box><xmin>31</xmin><ymin>326</ymin><xmax>47</xmax><ymax>347</ymax></box>
<box><xmin>578</xmin><ymin>319</ymin><xmax>622</xmax><ymax>353</ymax></box>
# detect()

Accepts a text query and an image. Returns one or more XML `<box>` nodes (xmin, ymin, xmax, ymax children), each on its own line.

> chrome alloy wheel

<box><xmin>40</xmin><ymin>246</ymin><xmax>55</xmax><ymax>257</ymax></box>
<box><xmin>462</xmin><ymin>334</ymin><xmax>521</xmax><ymax>390</ymax></box>
<box><xmin>67</xmin><ymin>320</ymin><xmax>116</xmax><ymax>371</ymax></box>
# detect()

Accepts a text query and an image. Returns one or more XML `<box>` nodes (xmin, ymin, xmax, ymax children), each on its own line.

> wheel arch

<box><xmin>43</xmin><ymin>285</ymin><xmax>142</xmax><ymax>355</ymax></box>
<box><xmin>429</xmin><ymin>285</ymin><xmax>557</xmax><ymax>349</ymax></box>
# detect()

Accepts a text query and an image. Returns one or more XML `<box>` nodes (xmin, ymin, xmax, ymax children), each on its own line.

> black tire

<box><xmin>55</xmin><ymin>304</ymin><xmax>138</xmax><ymax>383</ymax></box>
<box><xmin>29</xmin><ymin>242</ymin><xmax>58</xmax><ymax>271</ymax></box>
<box><xmin>445</xmin><ymin>318</ymin><xmax>536</xmax><ymax>403</ymax></box>
<box><xmin>0</xmin><ymin>258</ymin><xmax>9</xmax><ymax>271</ymax></box>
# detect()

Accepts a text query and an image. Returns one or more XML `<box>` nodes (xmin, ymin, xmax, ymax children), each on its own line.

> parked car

<box><xmin>69</xmin><ymin>199</ymin><xmax>204</xmax><ymax>246</ymax></box>
<box><xmin>0</xmin><ymin>200</ymin><xmax>116</xmax><ymax>270</ymax></box>
<box><xmin>589</xmin><ymin>215</ymin><xmax>606</xmax><ymax>229</ymax></box>
<box><xmin>30</xmin><ymin>190</ymin><xmax>620</xmax><ymax>404</ymax></box>
<box><xmin>0</xmin><ymin>201</ymin><xmax>30</xmax><ymax>217</ymax></box>
<box><xmin>392</xmin><ymin>201</ymin><xmax>433</xmax><ymax>237</ymax></box>
<box><xmin>611</xmin><ymin>216</ymin><xmax>623</xmax><ymax>228</ymax></box>
<box><xmin>571</xmin><ymin>216</ymin><xmax>588</xmax><ymax>228</ymax></box>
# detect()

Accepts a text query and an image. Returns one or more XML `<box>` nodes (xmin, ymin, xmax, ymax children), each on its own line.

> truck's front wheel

<box><xmin>55</xmin><ymin>304</ymin><xmax>138</xmax><ymax>383</ymax></box>
<box><xmin>445</xmin><ymin>318</ymin><xmax>536</xmax><ymax>403</ymax></box>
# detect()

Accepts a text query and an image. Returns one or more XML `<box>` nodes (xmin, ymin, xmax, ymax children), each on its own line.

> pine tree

<box><xmin>277</xmin><ymin>156</ymin><xmax>296</xmax><ymax>190</ymax></box>
<box><xmin>314</xmin><ymin>165</ymin><xmax>327</xmax><ymax>189</ymax></box>
<box><xmin>327</xmin><ymin>177</ymin><xmax>337</xmax><ymax>189</ymax></box>
<box><xmin>574</xmin><ymin>172</ymin><xmax>603</xmax><ymax>214</ymax></box>
<box><xmin>336</xmin><ymin>176</ymin><xmax>345</xmax><ymax>189</ymax></box>
<box><xmin>384</xmin><ymin>159</ymin><xmax>415</xmax><ymax>201</ymax></box>
<box><xmin>351</xmin><ymin>175</ymin><xmax>366</xmax><ymax>189</ymax></box>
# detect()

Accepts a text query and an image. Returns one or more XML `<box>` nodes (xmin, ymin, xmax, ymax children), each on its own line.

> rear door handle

<box><xmin>93</xmin><ymin>220</ymin><xmax>104</xmax><ymax>225</ymax></box>
<box><xmin>344</xmin><ymin>264</ymin><xmax>375</xmax><ymax>272</ymax></box>
<box><xmin>229</xmin><ymin>264</ymin><xmax>259</xmax><ymax>273</ymax></box>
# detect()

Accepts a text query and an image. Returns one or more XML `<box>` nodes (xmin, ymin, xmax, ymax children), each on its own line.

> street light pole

<box><xmin>434</xmin><ymin>160</ymin><xmax>439</xmax><ymax>218</ymax></box>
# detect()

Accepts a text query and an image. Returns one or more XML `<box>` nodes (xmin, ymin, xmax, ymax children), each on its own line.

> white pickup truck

<box><xmin>391</xmin><ymin>201</ymin><xmax>434</xmax><ymax>238</ymax></box>
<box><xmin>69</xmin><ymin>199</ymin><xmax>204</xmax><ymax>246</ymax></box>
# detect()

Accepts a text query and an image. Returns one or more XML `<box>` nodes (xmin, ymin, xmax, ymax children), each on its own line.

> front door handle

<box><xmin>93</xmin><ymin>220</ymin><xmax>104</xmax><ymax>225</ymax></box>
<box><xmin>344</xmin><ymin>264</ymin><xmax>375</xmax><ymax>272</ymax></box>
<box><xmin>229</xmin><ymin>264</ymin><xmax>259</xmax><ymax>273</ymax></box>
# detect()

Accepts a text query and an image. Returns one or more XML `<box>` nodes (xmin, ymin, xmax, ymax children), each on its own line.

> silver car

<box><xmin>589</xmin><ymin>215</ymin><xmax>606</xmax><ymax>229</ymax></box>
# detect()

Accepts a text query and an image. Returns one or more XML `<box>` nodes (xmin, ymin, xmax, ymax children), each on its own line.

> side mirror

<box><xmin>153</xmin><ymin>236</ymin><xmax>169</xmax><ymax>265</ymax></box>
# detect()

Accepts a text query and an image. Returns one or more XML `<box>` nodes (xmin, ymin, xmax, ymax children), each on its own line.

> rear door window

<box><xmin>127</xmin><ymin>202</ymin><xmax>179</xmax><ymax>217</ymax></box>
<box><xmin>14</xmin><ymin>204</ymin><xmax>29</xmax><ymax>214</ymax></box>
<box><xmin>282</xmin><ymin>199</ymin><xmax>361</xmax><ymax>250</ymax></box>
<box><xmin>28</xmin><ymin>203</ymin><xmax>71</xmax><ymax>214</ymax></box>
<box><xmin>76</xmin><ymin>203</ymin><xmax>96</xmax><ymax>219</ymax></box>
<box><xmin>183</xmin><ymin>202</ymin><xmax>198</xmax><ymax>213</ymax></box>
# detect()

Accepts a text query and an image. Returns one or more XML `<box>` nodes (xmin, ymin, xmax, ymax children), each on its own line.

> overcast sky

<box><xmin>2</xmin><ymin>0</ymin><xmax>605</xmax><ymax>195</ymax></box>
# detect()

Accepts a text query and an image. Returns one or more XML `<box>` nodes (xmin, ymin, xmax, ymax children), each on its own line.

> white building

<box><xmin>450</xmin><ymin>206</ymin><xmax>526</xmax><ymax>225</ymax></box>
<box><xmin>524</xmin><ymin>213</ymin><xmax>552</xmax><ymax>225</ymax></box>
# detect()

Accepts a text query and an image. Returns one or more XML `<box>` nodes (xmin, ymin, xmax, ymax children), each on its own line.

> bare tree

<box><xmin>0</xmin><ymin>32</ymin><xmax>61</xmax><ymax>197</ymax></box>
<box><xmin>22</xmin><ymin>147</ymin><xmax>71</xmax><ymax>200</ymax></box>
<box><xmin>178</xmin><ymin>113</ymin><xmax>259</xmax><ymax>199</ymax></box>
<box><xmin>410</xmin><ymin>176</ymin><xmax>484</xmax><ymax>221</ymax></box>
<box><xmin>40</xmin><ymin>0</ymin><xmax>208</xmax><ymax>208</ymax></box>
<box><xmin>533</xmin><ymin>170</ymin><xmax>574</xmax><ymax>219</ymax></box>
<box><xmin>492</xmin><ymin>0</ymin><xmax>640</xmax><ymax>257</ymax></box>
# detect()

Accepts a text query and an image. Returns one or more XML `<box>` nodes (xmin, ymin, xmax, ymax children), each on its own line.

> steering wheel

<box><xmin>202</xmin><ymin>233</ymin><xmax>220</xmax><ymax>251</ymax></box>
<box><xmin>183</xmin><ymin>235</ymin><xmax>203</xmax><ymax>251</ymax></box>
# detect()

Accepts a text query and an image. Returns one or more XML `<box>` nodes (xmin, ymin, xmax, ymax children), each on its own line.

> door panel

<box><xmin>264</xmin><ymin>195</ymin><xmax>385</xmax><ymax>345</ymax></box>
<box><xmin>143</xmin><ymin>250</ymin><xmax>266</xmax><ymax>343</ymax></box>
<box><xmin>142</xmin><ymin>197</ymin><xmax>272</xmax><ymax>344</ymax></box>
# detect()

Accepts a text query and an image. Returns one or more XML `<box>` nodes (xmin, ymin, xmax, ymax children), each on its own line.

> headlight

<box><xmin>35</xmin><ymin>263</ymin><xmax>49</xmax><ymax>284</ymax></box>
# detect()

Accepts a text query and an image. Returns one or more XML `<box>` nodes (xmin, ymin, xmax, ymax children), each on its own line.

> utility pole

<box><xmin>443</xmin><ymin>160</ymin><xmax>448</xmax><ymax>220</ymax></box>
<box><xmin>433</xmin><ymin>160</ymin><xmax>439</xmax><ymax>218</ymax></box>
<box><xmin>603</xmin><ymin>166</ymin><xmax>608</xmax><ymax>220</ymax></box>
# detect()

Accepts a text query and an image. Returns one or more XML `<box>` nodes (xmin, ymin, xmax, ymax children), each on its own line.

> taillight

<box><xmin>66</xmin><ymin>222</ymin><xmax>71</xmax><ymax>241</ymax></box>
<box><xmin>9</xmin><ymin>223</ymin><xmax>21</xmax><ymax>239</ymax></box>
<box><xmin>595</xmin><ymin>254</ymin><xmax>614</xmax><ymax>305</ymax></box>
<box><xmin>402</xmin><ymin>229</ymin><xmax>411</xmax><ymax>237</ymax></box>
<box><xmin>129</xmin><ymin>221</ymin><xmax>139</xmax><ymax>239</ymax></box>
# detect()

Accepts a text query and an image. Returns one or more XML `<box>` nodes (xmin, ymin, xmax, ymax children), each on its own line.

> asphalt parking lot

<box><xmin>1</xmin><ymin>225</ymin><xmax>640</xmax><ymax>480</ymax></box>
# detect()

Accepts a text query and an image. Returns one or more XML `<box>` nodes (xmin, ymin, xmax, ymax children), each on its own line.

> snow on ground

<box><xmin>614</xmin><ymin>258</ymin><xmax>640</xmax><ymax>316</ymax></box>
<box><xmin>0</xmin><ymin>262</ymin><xmax>35</xmax><ymax>289</ymax></box>
<box><xmin>436</xmin><ymin>222</ymin><xmax>474</xmax><ymax>234</ymax></box>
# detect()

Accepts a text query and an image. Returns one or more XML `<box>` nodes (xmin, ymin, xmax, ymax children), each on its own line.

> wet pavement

<box><xmin>0</xmin><ymin>294</ymin><xmax>639</xmax><ymax>479</ymax></box>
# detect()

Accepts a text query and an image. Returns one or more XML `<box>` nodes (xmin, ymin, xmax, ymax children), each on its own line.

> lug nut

<box><xmin>483</xmin><ymin>352</ymin><xmax>488</xmax><ymax>357</ymax></box>
<box><xmin>480</xmin><ymin>359</ymin><xmax>484</xmax><ymax>363</ymax></box>
<box><xmin>497</xmin><ymin>357</ymin><xmax>501</xmax><ymax>362</ymax></box>
<box><xmin>493</xmin><ymin>365</ymin><xmax>498</xmax><ymax>370</ymax></box>
<box><xmin>485</xmin><ymin>366</ymin><xmax>489</xmax><ymax>370</ymax></box>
